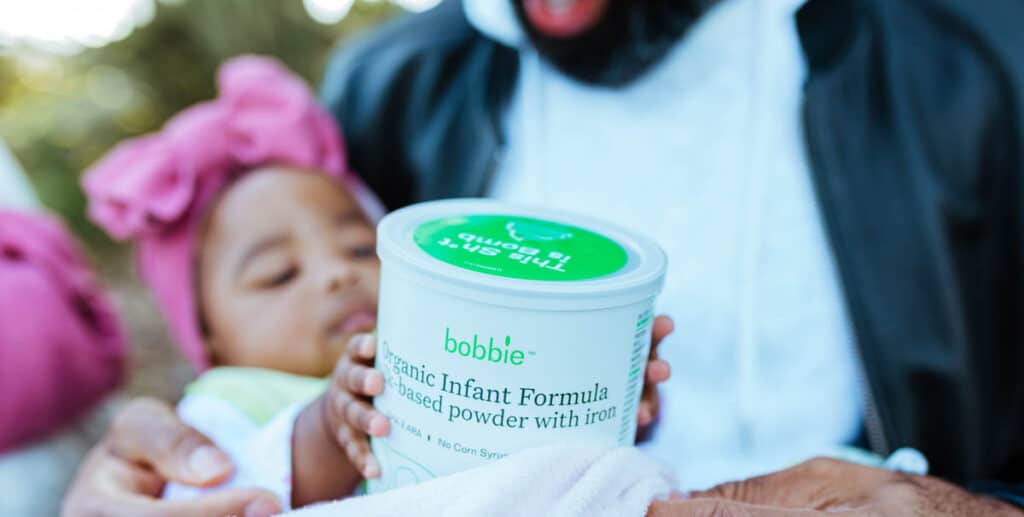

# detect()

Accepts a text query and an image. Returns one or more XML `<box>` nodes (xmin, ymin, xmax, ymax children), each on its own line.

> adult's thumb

<box><xmin>108</xmin><ymin>398</ymin><xmax>234</xmax><ymax>487</ymax></box>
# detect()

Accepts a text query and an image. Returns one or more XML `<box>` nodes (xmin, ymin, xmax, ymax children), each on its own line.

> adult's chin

<box><xmin>513</xmin><ymin>0</ymin><xmax>710</xmax><ymax>87</ymax></box>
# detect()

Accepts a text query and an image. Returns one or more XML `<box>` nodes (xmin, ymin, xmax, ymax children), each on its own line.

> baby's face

<box><xmin>198</xmin><ymin>167</ymin><xmax>379</xmax><ymax>377</ymax></box>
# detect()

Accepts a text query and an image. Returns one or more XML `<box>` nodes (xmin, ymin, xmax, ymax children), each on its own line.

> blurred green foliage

<box><xmin>0</xmin><ymin>0</ymin><xmax>401</xmax><ymax>254</ymax></box>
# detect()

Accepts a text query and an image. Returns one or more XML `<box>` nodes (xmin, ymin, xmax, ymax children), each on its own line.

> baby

<box><xmin>83</xmin><ymin>56</ymin><xmax>671</xmax><ymax>510</ymax></box>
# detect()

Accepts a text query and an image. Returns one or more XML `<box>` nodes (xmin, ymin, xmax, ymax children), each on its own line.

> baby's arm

<box><xmin>291</xmin><ymin>334</ymin><xmax>390</xmax><ymax>508</ymax></box>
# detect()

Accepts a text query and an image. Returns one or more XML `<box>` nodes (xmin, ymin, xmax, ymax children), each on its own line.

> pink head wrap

<box><xmin>0</xmin><ymin>210</ymin><xmax>127</xmax><ymax>452</ymax></box>
<box><xmin>83</xmin><ymin>55</ymin><xmax>383</xmax><ymax>371</ymax></box>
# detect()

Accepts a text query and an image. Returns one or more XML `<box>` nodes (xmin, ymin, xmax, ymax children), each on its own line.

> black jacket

<box><xmin>321</xmin><ymin>0</ymin><xmax>1023</xmax><ymax>502</ymax></box>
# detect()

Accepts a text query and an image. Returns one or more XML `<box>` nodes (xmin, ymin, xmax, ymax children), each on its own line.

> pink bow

<box><xmin>82</xmin><ymin>55</ymin><xmax>380</xmax><ymax>371</ymax></box>
<box><xmin>0</xmin><ymin>210</ymin><xmax>128</xmax><ymax>451</ymax></box>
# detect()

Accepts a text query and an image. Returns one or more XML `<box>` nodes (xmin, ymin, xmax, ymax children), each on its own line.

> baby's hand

<box><xmin>638</xmin><ymin>315</ymin><xmax>674</xmax><ymax>429</ymax></box>
<box><xmin>322</xmin><ymin>333</ymin><xmax>389</xmax><ymax>479</ymax></box>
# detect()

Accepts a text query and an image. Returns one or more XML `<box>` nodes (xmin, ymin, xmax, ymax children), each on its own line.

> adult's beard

<box><xmin>512</xmin><ymin>0</ymin><xmax>714</xmax><ymax>88</ymax></box>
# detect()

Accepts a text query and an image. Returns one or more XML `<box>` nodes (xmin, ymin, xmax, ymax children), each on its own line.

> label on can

<box><xmin>367</xmin><ymin>268</ymin><xmax>654</xmax><ymax>493</ymax></box>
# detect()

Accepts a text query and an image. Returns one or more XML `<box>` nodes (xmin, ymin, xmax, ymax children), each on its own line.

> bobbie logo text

<box><xmin>444</xmin><ymin>327</ymin><xmax>526</xmax><ymax>366</ymax></box>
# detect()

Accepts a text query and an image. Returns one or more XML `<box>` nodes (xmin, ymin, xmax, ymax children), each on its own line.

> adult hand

<box><xmin>647</xmin><ymin>457</ymin><xmax>1023</xmax><ymax>516</ymax></box>
<box><xmin>638</xmin><ymin>315</ymin><xmax>674</xmax><ymax>428</ymax></box>
<box><xmin>62</xmin><ymin>397</ymin><xmax>281</xmax><ymax>517</ymax></box>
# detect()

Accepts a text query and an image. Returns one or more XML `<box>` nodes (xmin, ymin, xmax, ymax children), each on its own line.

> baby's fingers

<box><xmin>338</xmin><ymin>362</ymin><xmax>385</xmax><ymax>397</ymax></box>
<box><xmin>346</xmin><ymin>333</ymin><xmax>377</xmax><ymax>364</ymax></box>
<box><xmin>637</xmin><ymin>369</ymin><xmax>661</xmax><ymax>427</ymax></box>
<box><xmin>650</xmin><ymin>315</ymin><xmax>674</xmax><ymax>352</ymax></box>
<box><xmin>333</xmin><ymin>390</ymin><xmax>390</xmax><ymax>437</ymax></box>
<box><xmin>337</xmin><ymin>424</ymin><xmax>381</xmax><ymax>479</ymax></box>
<box><xmin>646</xmin><ymin>358</ymin><xmax>671</xmax><ymax>384</ymax></box>
<box><xmin>637</xmin><ymin>398</ymin><xmax>657</xmax><ymax>427</ymax></box>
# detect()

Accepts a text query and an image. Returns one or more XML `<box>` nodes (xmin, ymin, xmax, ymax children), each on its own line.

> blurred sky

<box><xmin>0</xmin><ymin>0</ymin><xmax>440</xmax><ymax>53</ymax></box>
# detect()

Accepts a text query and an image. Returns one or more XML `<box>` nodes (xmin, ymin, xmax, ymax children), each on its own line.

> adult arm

<box><xmin>647</xmin><ymin>458</ymin><xmax>1023</xmax><ymax>516</ymax></box>
<box><xmin>62</xmin><ymin>398</ymin><xmax>280</xmax><ymax>517</ymax></box>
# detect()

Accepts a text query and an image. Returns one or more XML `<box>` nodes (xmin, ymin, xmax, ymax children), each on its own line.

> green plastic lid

<box><xmin>377</xmin><ymin>199</ymin><xmax>666</xmax><ymax>310</ymax></box>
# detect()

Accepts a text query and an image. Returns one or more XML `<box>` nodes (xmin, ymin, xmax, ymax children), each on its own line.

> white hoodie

<box><xmin>466</xmin><ymin>0</ymin><xmax>864</xmax><ymax>490</ymax></box>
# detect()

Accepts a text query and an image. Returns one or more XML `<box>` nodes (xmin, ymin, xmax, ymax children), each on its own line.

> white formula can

<box><xmin>369</xmin><ymin>199</ymin><xmax>666</xmax><ymax>493</ymax></box>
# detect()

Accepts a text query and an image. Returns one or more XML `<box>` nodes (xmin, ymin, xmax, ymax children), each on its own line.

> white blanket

<box><xmin>287</xmin><ymin>445</ymin><xmax>675</xmax><ymax>517</ymax></box>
